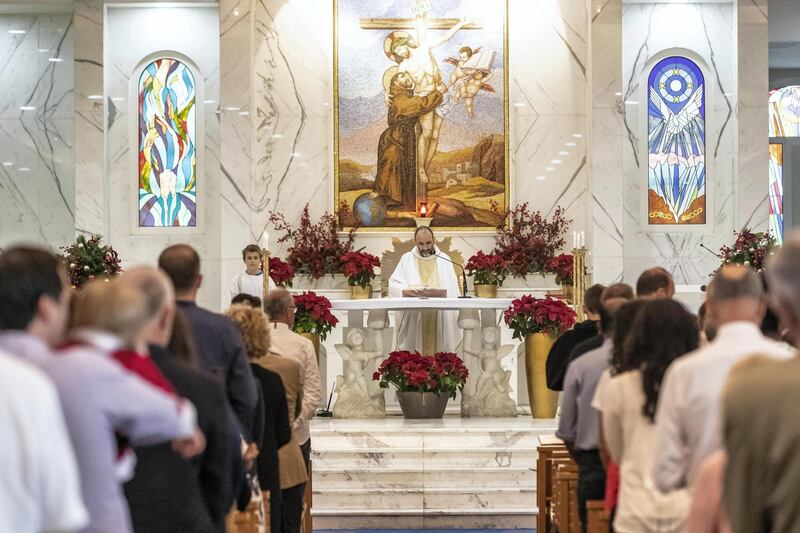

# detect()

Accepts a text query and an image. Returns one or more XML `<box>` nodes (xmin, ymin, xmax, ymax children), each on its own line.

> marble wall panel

<box><xmin>0</xmin><ymin>12</ymin><xmax>74</xmax><ymax>251</ymax></box>
<box><xmin>621</xmin><ymin>2</ymin><xmax>736</xmax><ymax>285</ymax></box>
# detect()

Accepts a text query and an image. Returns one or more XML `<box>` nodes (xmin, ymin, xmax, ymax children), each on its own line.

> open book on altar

<box><xmin>463</xmin><ymin>49</ymin><xmax>495</xmax><ymax>73</ymax></box>
<box><xmin>401</xmin><ymin>288</ymin><xmax>447</xmax><ymax>298</ymax></box>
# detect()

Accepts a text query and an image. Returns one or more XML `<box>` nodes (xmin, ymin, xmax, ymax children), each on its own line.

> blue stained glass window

<box><xmin>647</xmin><ymin>56</ymin><xmax>706</xmax><ymax>225</ymax></box>
<box><xmin>138</xmin><ymin>58</ymin><xmax>197</xmax><ymax>227</ymax></box>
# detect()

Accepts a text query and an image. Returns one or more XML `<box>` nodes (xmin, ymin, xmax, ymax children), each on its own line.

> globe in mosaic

<box><xmin>353</xmin><ymin>192</ymin><xmax>388</xmax><ymax>227</ymax></box>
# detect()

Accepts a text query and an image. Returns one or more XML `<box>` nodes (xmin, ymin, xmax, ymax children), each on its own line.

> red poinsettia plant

<box><xmin>465</xmin><ymin>250</ymin><xmax>509</xmax><ymax>286</ymax></box>
<box><xmin>503</xmin><ymin>295</ymin><xmax>576</xmax><ymax>340</ymax></box>
<box><xmin>340</xmin><ymin>251</ymin><xmax>381</xmax><ymax>288</ymax></box>
<box><xmin>492</xmin><ymin>202</ymin><xmax>572</xmax><ymax>277</ymax></box>
<box><xmin>59</xmin><ymin>234</ymin><xmax>123</xmax><ymax>288</ymax></box>
<box><xmin>292</xmin><ymin>291</ymin><xmax>339</xmax><ymax>341</ymax></box>
<box><xmin>718</xmin><ymin>228</ymin><xmax>777</xmax><ymax>272</ymax></box>
<box><xmin>269</xmin><ymin>203</ymin><xmax>358</xmax><ymax>279</ymax></box>
<box><xmin>269</xmin><ymin>256</ymin><xmax>295</xmax><ymax>288</ymax></box>
<box><xmin>545</xmin><ymin>254</ymin><xmax>575</xmax><ymax>286</ymax></box>
<box><xmin>373</xmin><ymin>350</ymin><xmax>468</xmax><ymax>399</ymax></box>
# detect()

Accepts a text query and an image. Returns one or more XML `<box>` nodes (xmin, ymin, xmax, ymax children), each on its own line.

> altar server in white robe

<box><xmin>389</xmin><ymin>226</ymin><xmax>461</xmax><ymax>353</ymax></box>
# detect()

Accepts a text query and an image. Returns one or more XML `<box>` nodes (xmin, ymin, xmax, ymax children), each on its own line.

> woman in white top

<box><xmin>601</xmin><ymin>299</ymin><xmax>699</xmax><ymax>533</ymax></box>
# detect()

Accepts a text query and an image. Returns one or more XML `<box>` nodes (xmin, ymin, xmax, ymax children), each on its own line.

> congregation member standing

<box><xmin>652</xmin><ymin>265</ymin><xmax>794</xmax><ymax>492</ymax></box>
<box><xmin>635</xmin><ymin>266</ymin><xmax>675</xmax><ymax>299</ymax></box>
<box><xmin>546</xmin><ymin>283</ymin><xmax>605</xmax><ymax>391</ymax></box>
<box><xmin>263</xmin><ymin>288</ymin><xmax>322</xmax><ymax>468</ymax></box>
<box><xmin>601</xmin><ymin>300</ymin><xmax>698</xmax><ymax>533</ymax></box>
<box><xmin>557</xmin><ymin>292</ymin><xmax>631</xmax><ymax>532</ymax></box>
<box><xmin>721</xmin><ymin>232</ymin><xmax>800</xmax><ymax>532</ymax></box>
<box><xmin>227</xmin><ymin>303</ymin><xmax>306</xmax><ymax>533</ymax></box>
<box><xmin>159</xmin><ymin>244</ymin><xmax>258</xmax><ymax>435</ymax></box>
<box><xmin>566</xmin><ymin>283</ymin><xmax>635</xmax><ymax>365</ymax></box>
<box><xmin>120</xmin><ymin>266</ymin><xmax>240</xmax><ymax>533</ymax></box>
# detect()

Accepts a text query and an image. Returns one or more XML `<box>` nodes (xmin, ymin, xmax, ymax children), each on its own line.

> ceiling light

<box><xmin>545</xmin><ymin>166</ymin><xmax>555</xmax><ymax>171</ymax></box>
<box><xmin>2</xmin><ymin>162</ymin><xmax>13</xmax><ymax>167</ymax></box>
<box><xmin>19</xmin><ymin>167</ymin><xmax>29</xmax><ymax>172</ymax></box>
<box><xmin>513</xmin><ymin>102</ymin><xmax>526</xmax><ymax>107</ymax></box>
<box><xmin>536</xmin><ymin>176</ymin><xmax>546</xmax><ymax>181</ymax></box>
<box><xmin>272</xmin><ymin>134</ymin><xmax>284</xmax><ymax>139</ymax></box>
<box><xmin>20</xmin><ymin>106</ymin><xmax>35</xmax><ymax>111</ymax></box>
<box><xmin>8</xmin><ymin>30</ymin><xmax>25</xmax><ymax>35</ymax></box>
<box><xmin>291</xmin><ymin>152</ymin><xmax>302</xmax><ymax>157</ymax></box>
<box><xmin>238</xmin><ymin>111</ymin><xmax>249</xmax><ymax>116</ymax></box>
<box><xmin>111</xmin><ymin>97</ymin><xmax>124</xmax><ymax>102</ymax></box>
<box><xmin>223</xmin><ymin>106</ymin><xmax>240</xmax><ymax>111</ymax></box>
<box><xmin>87</xmin><ymin>94</ymin><xmax>102</xmax><ymax>100</ymax></box>
<box><xmin>37</xmin><ymin>48</ymin><xmax>48</xmax><ymax>53</ymax></box>
<box><xmin>565</xmin><ymin>142</ymin><xmax>577</xmax><ymax>147</ymax></box>
<box><xmin>49</xmin><ymin>57</ymin><xmax>63</xmax><ymax>63</ymax></box>
<box><xmin>558</xmin><ymin>151</ymin><xmax>569</xmax><ymax>156</ymax></box>
<box><xmin>614</xmin><ymin>92</ymin><xmax>622</xmax><ymax>96</ymax></box>
<box><xmin>572</xmin><ymin>133</ymin><xmax>582</xmax><ymax>138</ymax></box>
<box><xmin>551</xmin><ymin>159</ymin><xmax>562</xmax><ymax>164</ymax></box>
<box><xmin>624</xmin><ymin>100</ymin><xmax>639</xmax><ymax>105</ymax></box>
<box><xmin>203</xmin><ymin>99</ymin><xmax>216</xmax><ymax>104</ymax></box>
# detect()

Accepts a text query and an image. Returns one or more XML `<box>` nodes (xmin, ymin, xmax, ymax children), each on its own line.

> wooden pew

<box><xmin>537</xmin><ymin>443</ymin><xmax>574</xmax><ymax>533</ymax></box>
<box><xmin>586</xmin><ymin>500</ymin><xmax>610</xmax><ymax>533</ymax></box>
<box><xmin>554</xmin><ymin>462</ymin><xmax>580</xmax><ymax>533</ymax></box>
<box><xmin>303</xmin><ymin>459</ymin><xmax>313</xmax><ymax>532</ymax></box>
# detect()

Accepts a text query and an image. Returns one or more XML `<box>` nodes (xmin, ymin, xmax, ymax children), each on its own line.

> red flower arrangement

<box><xmin>341</xmin><ymin>251</ymin><xmax>381</xmax><ymax>288</ymax></box>
<box><xmin>269</xmin><ymin>203</ymin><xmax>358</xmax><ymax>279</ymax></box>
<box><xmin>59</xmin><ymin>234</ymin><xmax>122</xmax><ymax>288</ymax></box>
<box><xmin>292</xmin><ymin>291</ymin><xmax>339</xmax><ymax>341</ymax></box>
<box><xmin>269</xmin><ymin>256</ymin><xmax>295</xmax><ymax>288</ymax></box>
<box><xmin>492</xmin><ymin>202</ymin><xmax>572</xmax><ymax>277</ymax></box>
<box><xmin>545</xmin><ymin>254</ymin><xmax>575</xmax><ymax>286</ymax></box>
<box><xmin>373</xmin><ymin>350</ymin><xmax>468</xmax><ymax>399</ymax></box>
<box><xmin>465</xmin><ymin>250</ymin><xmax>509</xmax><ymax>286</ymax></box>
<box><xmin>718</xmin><ymin>228</ymin><xmax>776</xmax><ymax>272</ymax></box>
<box><xmin>503</xmin><ymin>295</ymin><xmax>576</xmax><ymax>340</ymax></box>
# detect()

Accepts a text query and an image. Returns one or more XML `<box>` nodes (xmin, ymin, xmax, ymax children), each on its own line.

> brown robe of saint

<box><xmin>373</xmin><ymin>86</ymin><xmax>443</xmax><ymax>209</ymax></box>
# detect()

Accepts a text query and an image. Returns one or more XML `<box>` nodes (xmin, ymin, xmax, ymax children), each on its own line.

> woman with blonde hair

<box><xmin>225</xmin><ymin>304</ymin><xmax>303</xmax><ymax>533</ymax></box>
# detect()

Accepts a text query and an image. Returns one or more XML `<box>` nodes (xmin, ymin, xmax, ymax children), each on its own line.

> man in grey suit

<box><xmin>158</xmin><ymin>244</ymin><xmax>258</xmax><ymax>437</ymax></box>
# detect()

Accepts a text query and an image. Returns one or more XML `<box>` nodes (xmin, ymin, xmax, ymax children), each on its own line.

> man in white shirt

<box><xmin>388</xmin><ymin>227</ymin><xmax>461</xmax><ymax>352</ymax></box>
<box><xmin>0</xmin><ymin>351</ymin><xmax>88</xmax><ymax>533</ymax></box>
<box><xmin>229</xmin><ymin>244</ymin><xmax>275</xmax><ymax>303</ymax></box>
<box><xmin>264</xmin><ymin>288</ymin><xmax>322</xmax><ymax>465</ymax></box>
<box><xmin>652</xmin><ymin>265</ymin><xmax>794</xmax><ymax>492</ymax></box>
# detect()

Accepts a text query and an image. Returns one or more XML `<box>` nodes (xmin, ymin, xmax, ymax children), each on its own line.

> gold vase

<box><xmin>563</xmin><ymin>284</ymin><xmax>574</xmax><ymax>303</ymax></box>
<box><xmin>298</xmin><ymin>332</ymin><xmax>320</xmax><ymax>364</ymax></box>
<box><xmin>473</xmin><ymin>284</ymin><xmax>498</xmax><ymax>298</ymax></box>
<box><xmin>524</xmin><ymin>333</ymin><xmax>559</xmax><ymax>418</ymax></box>
<box><xmin>349</xmin><ymin>284</ymin><xmax>372</xmax><ymax>300</ymax></box>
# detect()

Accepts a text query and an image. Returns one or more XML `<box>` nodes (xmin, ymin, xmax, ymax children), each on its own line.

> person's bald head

<box><xmin>264</xmin><ymin>287</ymin><xmax>296</xmax><ymax>325</ymax></box>
<box><xmin>636</xmin><ymin>267</ymin><xmax>675</xmax><ymax>299</ymax></box>
<box><xmin>118</xmin><ymin>266</ymin><xmax>176</xmax><ymax>347</ymax></box>
<box><xmin>767</xmin><ymin>231</ymin><xmax>800</xmax><ymax>345</ymax></box>
<box><xmin>705</xmin><ymin>265</ymin><xmax>765</xmax><ymax>331</ymax></box>
<box><xmin>71</xmin><ymin>280</ymin><xmax>150</xmax><ymax>350</ymax></box>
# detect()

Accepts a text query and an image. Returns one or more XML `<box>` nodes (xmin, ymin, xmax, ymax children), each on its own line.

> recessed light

<box><xmin>238</xmin><ymin>111</ymin><xmax>249</xmax><ymax>116</ymax></box>
<box><xmin>513</xmin><ymin>102</ymin><xmax>526</xmax><ymax>107</ymax></box>
<box><xmin>558</xmin><ymin>151</ymin><xmax>569</xmax><ymax>156</ymax></box>
<box><xmin>572</xmin><ymin>133</ymin><xmax>582</xmax><ymax>138</ymax></box>
<box><xmin>545</xmin><ymin>166</ymin><xmax>555</xmax><ymax>171</ymax></box>
<box><xmin>536</xmin><ymin>176</ymin><xmax>546</xmax><ymax>181</ymax></box>
<box><xmin>2</xmin><ymin>162</ymin><xmax>13</xmax><ymax>167</ymax></box>
<box><xmin>233</xmin><ymin>8</ymin><xmax>240</xmax><ymax>16</ymax></box>
<box><xmin>87</xmin><ymin>94</ymin><xmax>102</xmax><ymax>100</ymax></box>
<box><xmin>111</xmin><ymin>97</ymin><xmax>124</xmax><ymax>102</ymax></box>
<box><xmin>272</xmin><ymin>134</ymin><xmax>284</xmax><ymax>139</ymax></box>
<box><xmin>551</xmin><ymin>159</ymin><xmax>562</xmax><ymax>164</ymax></box>
<box><xmin>19</xmin><ymin>167</ymin><xmax>29</xmax><ymax>172</ymax></box>
<box><xmin>8</xmin><ymin>30</ymin><xmax>25</xmax><ymax>35</ymax></box>
<box><xmin>49</xmin><ymin>57</ymin><xmax>63</xmax><ymax>63</ymax></box>
<box><xmin>223</xmin><ymin>106</ymin><xmax>240</xmax><ymax>111</ymax></box>
<box><xmin>624</xmin><ymin>100</ymin><xmax>639</xmax><ymax>105</ymax></box>
<box><xmin>20</xmin><ymin>106</ymin><xmax>35</xmax><ymax>111</ymax></box>
<box><xmin>203</xmin><ymin>99</ymin><xmax>216</xmax><ymax>104</ymax></box>
<box><xmin>565</xmin><ymin>142</ymin><xmax>577</xmax><ymax>147</ymax></box>
<box><xmin>614</xmin><ymin>92</ymin><xmax>622</xmax><ymax>96</ymax></box>
<box><xmin>37</xmin><ymin>48</ymin><xmax>48</xmax><ymax>53</ymax></box>
<box><xmin>291</xmin><ymin>153</ymin><xmax>302</xmax><ymax>157</ymax></box>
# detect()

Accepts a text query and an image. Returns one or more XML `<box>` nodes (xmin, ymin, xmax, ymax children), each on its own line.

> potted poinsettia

<box><xmin>504</xmin><ymin>295</ymin><xmax>576</xmax><ymax>418</ymax></box>
<box><xmin>269</xmin><ymin>256</ymin><xmax>295</xmax><ymax>288</ymax></box>
<box><xmin>292</xmin><ymin>291</ymin><xmax>339</xmax><ymax>360</ymax></box>
<box><xmin>465</xmin><ymin>251</ymin><xmax>509</xmax><ymax>298</ymax></box>
<box><xmin>373</xmin><ymin>350</ymin><xmax>468</xmax><ymax>419</ymax></box>
<box><xmin>545</xmin><ymin>253</ymin><xmax>575</xmax><ymax>301</ymax></box>
<box><xmin>340</xmin><ymin>251</ymin><xmax>380</xmax><ymax>299</ymax></box>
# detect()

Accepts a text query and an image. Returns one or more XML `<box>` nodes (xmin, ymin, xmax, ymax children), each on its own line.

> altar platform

<box><xmin>309</xmin><ymin>416</ymin><xmax>558</xmax><ymax>529</ymax></box>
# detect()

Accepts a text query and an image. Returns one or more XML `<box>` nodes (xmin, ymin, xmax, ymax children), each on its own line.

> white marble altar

<box><xmin>310</xmin><ymin>416</ymin><xmax>557</xmax><ymax>528</ymax></box>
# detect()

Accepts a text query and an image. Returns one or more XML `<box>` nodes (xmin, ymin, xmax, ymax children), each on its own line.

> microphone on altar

<box><xmin>434</xmin><ymin>248</ymin><xmax>471</xmax><ymax>299</ymax></box>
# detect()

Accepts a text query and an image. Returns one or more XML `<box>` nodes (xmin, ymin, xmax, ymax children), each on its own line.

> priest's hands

<box><xmin>402</xmin><ymin>288</ymin><xmax>447</xmax><ymax>298</ymax></box>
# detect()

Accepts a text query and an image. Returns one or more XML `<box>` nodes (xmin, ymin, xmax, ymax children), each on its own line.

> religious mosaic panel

<box><xmin>647</xmin><ymin>56</ymin><xmax>706</xmax><ymax>225</ymax></box>
<box><xmin>138</xmin><ymin>58</ymin><xmax>197</xmax><ymax>227</ymax></box>
<box><xmin>769</xmin><ymin>143</ymin><xmax>784</xmax><ymax>245</ymax></box>
<box><xmin>334</xmin><ymin>0</ymin><xmax>508</xmax><ymax>230</ymax></box>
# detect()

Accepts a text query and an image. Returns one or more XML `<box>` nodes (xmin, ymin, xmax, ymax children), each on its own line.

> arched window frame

<box><xmin>131</xmin><ymin>52</ymin><xmax>205</xmax><ymax>233</ymax></box>
<box><xmin>640</xmin><ymin>50</ymin><xmax>711</xmax><ymax>231</ymax></box>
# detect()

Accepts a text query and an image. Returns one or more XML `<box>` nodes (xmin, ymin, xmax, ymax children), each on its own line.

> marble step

<box><xmin>313</xmin><ymin>466</ymin><xmax>534</xmax><ymax>490</ymax></box>
<box><xmin>312</xmin><ymin>446</ymin><xmax>538</xmax><ymax>469</ymax></box>
<box><xmin>312</xmin><ymin>509</ymin><xmax>537</xmax><ymax>530</ymax></box>
<box><xmin>313</xmin><ymin>486</ymin><xmax>538</xmax><ymax>512</ymax></box>
<box><xmin>311</xmin><ymin>429</ymin><xmax>542</xmax><ymax>450</ymax></box>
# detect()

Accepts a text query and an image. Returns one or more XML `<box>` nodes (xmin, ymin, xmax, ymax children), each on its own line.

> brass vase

<box><xmin>298</xmin><ymin>332</ymin><xmax>320</xmax><ymax>364</ymax></box>
<box><xmin>473</xmin><ymin>283</ymin><xmax>499</xmax><ymax>298</ymax></box>
<box><xmin>563</xmin><ymin>283</ymin><xmax>574</xmax><ymax>303</ymax></box>
<box><xmin>524</xmin><ymin>333</ymin><xmax>559</xmax><ymax>418</ymax></box>
<box><xmin>349</xmin><ymin>284</ymin><xmax>372</xmax><ymax>300</ymax></box>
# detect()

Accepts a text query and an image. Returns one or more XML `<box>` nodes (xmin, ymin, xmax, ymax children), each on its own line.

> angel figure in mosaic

<box><xmin>445</xmin><ymin>46</ymin><xmax>496</xmax><ymax>118</ymax></box>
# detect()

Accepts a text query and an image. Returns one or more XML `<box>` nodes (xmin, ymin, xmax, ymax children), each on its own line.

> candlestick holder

<box><xmin>261</xmin><ymin>248</ymin><xmax>271</xmax><ymax>297</ymax></box>
<box><xmin>572</xmin><ymin>247</ymin><xmax>588</xmax><ymax>322</ymax></box>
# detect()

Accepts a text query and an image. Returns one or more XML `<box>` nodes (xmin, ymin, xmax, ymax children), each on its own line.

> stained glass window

<box><xmin>647</xmin><ymin>56</ymin><xmax>705</xmax><ymax>225</ymax></box>
<box><xmin>769</xmin><ymin>143</ymin><xmax>784</xmax><ymax>245</ymax></box>
<box><xmin>138</xmin><ymin>58</ymin><xmax>196</xmax><ymax>227</ymax></box>
<box><xmin>769</xmin><ymin>86</ymin><xmax>800</xmax><ymax>137</ymax></box>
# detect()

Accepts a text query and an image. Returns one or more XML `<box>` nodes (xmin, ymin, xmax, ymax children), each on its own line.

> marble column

<box><xmin>73</xmin><ymin>1</ymin><xmax>104</xmax><ymax>237</ymax></box>
<box><xmin>737</xmin><ymin>0</ymin><xmax>769</xmax><ymax>231</ymax></box>
<box><xmin>589</xmin><ymin>0</ymin><xmax>623</xmax><ymax>284</ymax></box>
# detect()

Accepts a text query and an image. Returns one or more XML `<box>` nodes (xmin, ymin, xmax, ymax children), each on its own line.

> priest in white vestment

<box><xmin>388</xmin><ymin>227</ymin><xmax>461</xmax><ymax>353</ymax></box>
